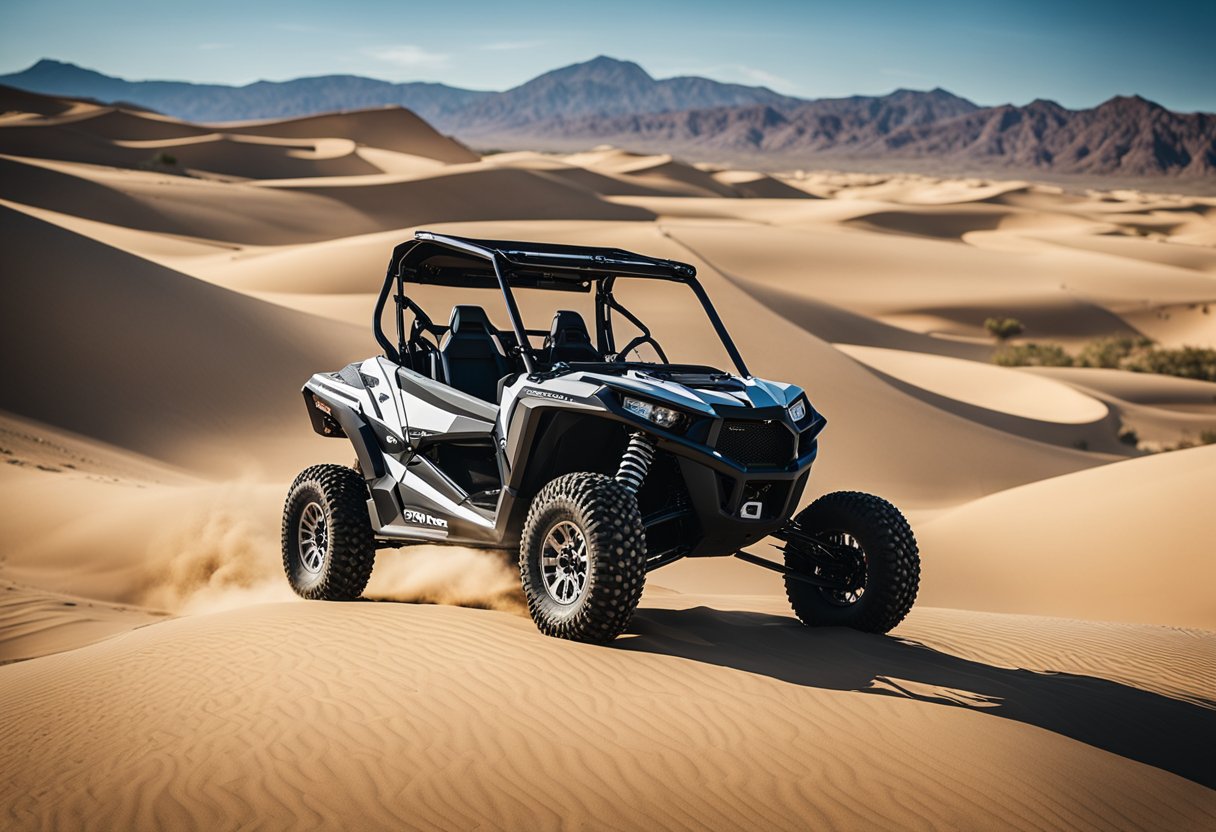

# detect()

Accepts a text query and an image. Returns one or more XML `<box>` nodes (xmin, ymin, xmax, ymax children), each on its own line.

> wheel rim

<box><xmin>298</xmin><ymin>501</ymin><xmax>328</xmax><ymax>575</ymax></box>
<box><xmin>817</xmin><ymin>530</ymin><xmax>867</xmax><ymax>606</ymax></box>
<box><xmin>540</xmin><ymin>520</ymin><xmax>589</xmax><ymax>605</ymax></box>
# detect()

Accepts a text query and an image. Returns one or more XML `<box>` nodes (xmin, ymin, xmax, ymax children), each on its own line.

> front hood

<box><xmin>577</xmin><ymin>369</ymin><xmax>803</xmax><ymax>417</ymax></box>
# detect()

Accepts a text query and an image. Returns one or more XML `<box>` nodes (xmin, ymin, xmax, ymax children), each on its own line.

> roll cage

<box><xmin>373</xmin><ymin>231</ymin><xmax>751</xmax><ymax>378</ymax></box>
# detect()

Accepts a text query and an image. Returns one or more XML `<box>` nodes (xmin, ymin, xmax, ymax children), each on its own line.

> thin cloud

<box><xmin>365</xmin><ymin>44</ymin><xmax>450</xmax><ymax>69</ymax></box>
<box><xmin>730</xmin><ymin>65</ymin><xmax>798</xmax><ymax>92</ymax></box>
<box><xmin>658</xmin><ymin>62</ymin><xmax>801</xmax><ymax>94</ymax></box>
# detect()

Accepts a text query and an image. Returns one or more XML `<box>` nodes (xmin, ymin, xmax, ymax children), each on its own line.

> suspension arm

<box><xmin>733</xmin><ymin>550</ymin><xmax>856</xmax><ymax>589</ymax></box>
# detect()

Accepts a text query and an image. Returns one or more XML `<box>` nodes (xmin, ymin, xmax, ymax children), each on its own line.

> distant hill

<box><xmin>441</xmin><ymin>55</ymin><xmax>800</xmax><ymax>133</ymax></box>
<box><xmin>3</xmin><ymin>56</ymin><xmax>1213</xmax><ymax>178</ymax></box>
<box><xmin>0</xmin><ymin>58</ymin><xmax>488</xmax><ymax>125</ymax></box>
<box><xmin>501</xmin><ymin>87</ymin><xmax>979</xmax><ymax>153</ymax></box>
<box><xmin>527</xmin><ymin>91</ymin><xmax>1216</xmax><ymax>178</ymax></box>
<box><xmin>0</xmin><ymin>56</ymin><xmax>789</xmax><ymax>128</ymax></box>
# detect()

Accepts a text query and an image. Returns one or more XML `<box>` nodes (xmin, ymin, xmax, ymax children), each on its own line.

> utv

<box><xmin>283</xmin><ymin>231</ymin><xmax>919</xmax><ymax>643</ymax></box>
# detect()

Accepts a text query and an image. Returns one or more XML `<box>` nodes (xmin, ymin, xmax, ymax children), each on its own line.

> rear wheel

<box><xmin>282</xmin><ymin>464</ymin><xmax>376</xmax><ymax>600</ymax></box>
<box><xmin>783</xmin><ymin>491</ymin><xmax>919</xmax><ymax>633</ymax></box>
<box><xmin>520</xmin><ymin>473</ymin><xmax>646</xmax><ymax>643</ymax></box>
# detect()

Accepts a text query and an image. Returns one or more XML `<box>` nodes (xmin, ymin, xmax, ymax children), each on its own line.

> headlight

<box><xmin>788</xmin><ymin>398</ymin><xmax>807</xmax><ymax>423</ymax></box>
<box><xmin>622</xmin><ymin>397</ymin><xmax>686</xmax><ymax>430</ymax></box>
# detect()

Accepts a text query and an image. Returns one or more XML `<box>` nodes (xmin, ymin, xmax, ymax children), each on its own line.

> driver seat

<box><xmin>439</xmin><ymin>305</ymin><xmax>510</xmax><ymax>402</ymax></box>
<box><xmin>547</xmin><ymin>310</ymin><xmax>600</xmax><ymax>364</ymax></box>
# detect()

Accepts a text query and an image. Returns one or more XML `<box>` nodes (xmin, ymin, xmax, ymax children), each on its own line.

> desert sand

<box><xmin>1</xmin><ymin>93</ymin><xmax>1214</xmax><ymax>830</ymax></box>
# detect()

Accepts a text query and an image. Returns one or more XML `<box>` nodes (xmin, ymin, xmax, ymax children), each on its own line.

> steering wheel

<box><xmin>614</xmin><ymin>334</ymin><xmax>668</xmax><ymax>363</ymax></box>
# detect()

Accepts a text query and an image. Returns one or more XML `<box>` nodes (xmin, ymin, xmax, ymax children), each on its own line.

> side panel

<box><xmin>396</xmin><ymin>367</ymin><xmax>497</xmax><ymax>437</ymax></box>
<box><xmin>304</xmin><ymin>363</ymin><xmax>500</xmax><ymax>543</ymax></box>
<box><xmin>382</xmin><ymin>365</ymin><xmax>504</xmax><ymax>545</ymax></box>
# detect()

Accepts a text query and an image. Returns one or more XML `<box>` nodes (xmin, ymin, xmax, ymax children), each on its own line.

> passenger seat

<box><xmin>547</xmin><ymin>310</ymin><xmax>601</xmax><ymax>364</ymax></box>
<box><xmin>439</xmin><ymin>305</ymin><xmax>510</xmax><ymax>403</ymax></box>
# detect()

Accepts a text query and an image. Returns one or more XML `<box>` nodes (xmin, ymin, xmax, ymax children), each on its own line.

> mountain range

<box><xmin>2</xmin><ymin>57</ymin><xmax>1213</xmax><ymax>178</ymax></box>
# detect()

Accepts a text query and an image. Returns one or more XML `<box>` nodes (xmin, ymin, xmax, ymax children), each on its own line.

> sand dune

<box><xmin>0</xmin><ymin>154</ymin><xmax>384</xmax><ymax>243</ymax></box>
<box><xmin>2</xmin><ymin>104</ymin><xmax>207</xmax><ymax>140</ymax></box>
<box><xmin>0</xmin><ymin>581</ymin><xmax>169</xmax><ymax>664</ymax></box>
<box><xmin>1</xmin><ymin>84</ymin><xmax>92</xmax><ymax>118</ymax></box>
<box><xmin>659</xmin><ymin>220</ymin><xmax>1205</xmax><ymax>345</ymax></box>
<box><xmin>0</xmin><ymin>102</ymin><xmax>479</xmax><ymax>177</ymax></box>
<box><xmin>2</xmin><ymin>86</ymin><xmax>1214</xmax><ymax>830</ymax></box>
<box><xmin>259</xmin><ymin>165</ymin><xmax>657</xmax><ymax>227</ymax></box>
<box><xmin>1</xmin><ymin>600</ymin><xmax>1212</xmax><ymax>830</ymax></box>
<box><xmin>844</xmin><ymin>204</ymin><xmax>1015</xmax><ymax>239</ymax></box>
<box><xmin>565</xmin><ymin>147</ymin><xmax>746</xmax><ymax>197</ymax></box>
<box><xmin>833</xmin><ymin>344</ymin><xmax>1133</xmax><ymax>453</ymax></box>
<box><xmin>712</xmin><ymin>168</ymin><xmax>815</xmax><ymax>199</ymax></box>
<box><xmin>212</xmin><ymin>107</ymin><xmax>479</xmax><ymax>164</ymax></box>
<box><xmin>0</xmin><ymin>205</ymin><xmax>368</xmax><ymax>473</ymax></box>
<box><xmin>113</xmin><ymin>132</ymin><xmax>384</xmax><ymax>179</ymax></box>
<box><xmin>836</xmin><ymin>345</ymin><xmax>1110</xmax><ymax>424</ymax></box>
<box><xmin>485</xmin><ymin>151</ymin><xmax>735</xmax><ymax>198</ymax></box>
<box><xmin>917</xmin><ymin>443</ymin><xmax>1216</xmax><ymax>628</ymax></box>
<box><xmin>1023</xmin><ymin>366</ymin><xmax>1216</xmax><ymax>447</ymax></box>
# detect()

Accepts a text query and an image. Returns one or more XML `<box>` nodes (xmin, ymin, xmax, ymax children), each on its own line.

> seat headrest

<box><xmin>550</xmin><ymin>310</ymin><xmax>591</xmax><ymax>343</ymax></box>
<box><xmin>449</xmin><ymin>305</ymin><xmax>493</xmax><ymax>334</ymax></box>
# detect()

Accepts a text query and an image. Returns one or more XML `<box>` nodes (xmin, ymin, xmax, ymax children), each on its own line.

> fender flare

<box><xmin>301</xmin><ymin>387</ymin><xmax>385</xmax><ymax>479</ymax></box>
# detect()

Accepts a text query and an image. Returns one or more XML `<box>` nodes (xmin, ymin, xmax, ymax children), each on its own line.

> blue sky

<box><xmin>2</xmin><ymin>0</ymin><xmax>1213</xmax><ymax>111</ymax></box>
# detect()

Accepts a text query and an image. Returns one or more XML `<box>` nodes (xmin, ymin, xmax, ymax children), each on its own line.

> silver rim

<box><xmin>298</xmin><ymin>501</ymin><xmax>328</xmax><ymax>574</ymax></box>
<box><xmin>541</xmin><ymin>520</ymin><xmax>589</xmax><ymax>605</ymax></box>
<box><xmin>820</xmin><ymin>531</ymin><xmax>866</xmax><ymax>606</ymax></box>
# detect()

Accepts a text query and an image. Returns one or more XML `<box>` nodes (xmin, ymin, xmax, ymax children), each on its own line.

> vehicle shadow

<box><xmin>619</xmin><ymin>606</ymin><xmax>1216</xmax><ymax>789</ymax></box>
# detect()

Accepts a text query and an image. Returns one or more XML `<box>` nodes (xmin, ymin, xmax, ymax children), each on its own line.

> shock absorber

<box><xmin>615</xmin><ymin>432</ymin><xmax>656</xmax><ymax>494</ymax></box>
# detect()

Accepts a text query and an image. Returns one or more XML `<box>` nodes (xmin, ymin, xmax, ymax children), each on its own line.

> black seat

<box><xmin>439</xmin><ymin>305</ymin><xmax>510</xmax><ymax>402</ymax></box>
<box><xmin>547</xmin><ymin>310</ymin><xmax>601</xmax><ymax>364</ymax></box>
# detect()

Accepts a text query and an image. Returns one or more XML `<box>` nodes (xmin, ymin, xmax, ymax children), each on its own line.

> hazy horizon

<box><xmin>1</xmin><ymin>0</ymin><xmax>1214</xmax><ymax>112</ymax></box>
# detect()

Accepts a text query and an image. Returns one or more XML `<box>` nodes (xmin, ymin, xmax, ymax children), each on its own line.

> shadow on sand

<box><xmin>619</xmin><ymin>607</ymin><xmax>1216</xmax><ymax>789</ymax></box>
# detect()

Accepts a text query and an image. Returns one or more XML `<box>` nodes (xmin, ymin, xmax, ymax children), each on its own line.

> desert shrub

<box><xmin>993</xmin><ymin>343</ymin><xmax>1074</xmax><ymax>367</ymax></box>
<box><xmin>992</xmin><ymin>336</ymin><xmax>1216</xmax><ymax>382</ymax></box>
<box><xmin>1124</xmin><ymin>346</ymin><xmax>1216</xmax><ymax>382</ymax></box>
<box><xmin>1117</xmin><ymin>426</ymin><xmax>1139</xmax><ymax>446</ymax></box>
<box><xmin>984</xmin><ymin>316</ymin><xmax>1025</xmax><ymax>340</ymax></box>
<box><xmin>1076</xmin><ymin>335</ymin><xmax>1154</xmax><ymax>369</ymax></box>
<box><xmin>152</xmin><ymin>151</ymin><xmax>177</xmax><ymax>166</ymax></box>
<box><xmin>1142</xmin><ymin>429</ymin><xmax>1216</xmax><ymax>454</ymax></box>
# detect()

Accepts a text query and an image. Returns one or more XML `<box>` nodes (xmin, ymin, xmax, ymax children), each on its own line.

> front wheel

<box><xmin>519</xmin><ymin>473</ymin><xmax>647</xmax><ymax>643</ymax></box>
<box><xmin>783</xmin><ymin>491</ymin><xmax>919</xmax><ymax>633</ymax></box>
<box><xmin>282</xmin><ymin>464</ymin><xmax>376</xmax><ymax>600</ymax></box>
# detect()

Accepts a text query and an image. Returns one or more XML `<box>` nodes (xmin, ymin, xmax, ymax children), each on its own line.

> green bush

<box><xmin>151</xmin><ymin>151</ymin><xmax>177</xmax><ymax>166</ymax></box>
<box><xmin>1145</xmin><ymin>429</ymin><xmax>1216</xmax><ymax>453</ymax></box>
<box><xmin>992</xmin><ymin>336</ymin><xmax>1216</xmax><ymax>383</ymax></box>
<box><xmin>993</xmin><ymin>343</ymin><xmax>1074</xmax><ymax>367</ymax></box>
<box><xmin>1076</xmin><ymin>335</ymin><xmax>1154</xmax><ymax>369</ymax></box>
<box><xmin>984</xmin><ymin>316</ymin><xmax>1025</xmax><ymax>340</ymax></box>
<box><xmin>1124</xmin><ymin>346</ymin><xmax>1216</xmax><ymax>383</ymax></box>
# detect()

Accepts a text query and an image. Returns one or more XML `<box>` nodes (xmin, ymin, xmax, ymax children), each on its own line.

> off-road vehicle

<box><xmin>282</xmin><ymin>232</ymin><xmax>919</xmax><ymax>642</ymax></box>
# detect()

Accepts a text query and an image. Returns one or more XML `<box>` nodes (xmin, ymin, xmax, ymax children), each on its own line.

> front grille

<box><xmin>714</xmin><ymin>420</ymin><xmax>795</xmax><ymax>466</ymax></box>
